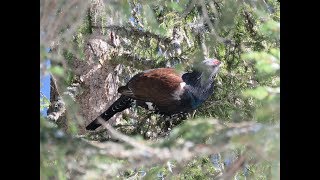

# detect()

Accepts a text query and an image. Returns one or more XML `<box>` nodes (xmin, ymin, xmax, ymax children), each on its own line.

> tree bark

<box><xmin>48</xmin><ymin>0</ymin><xmax>138</xmax><ymax>134</ymax></box>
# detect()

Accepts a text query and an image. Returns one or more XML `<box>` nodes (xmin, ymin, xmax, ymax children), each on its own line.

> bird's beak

<box><xmin>213</xmin><ymin>59</ymin><xmax>221</xmax><ymax>66</ymax></box>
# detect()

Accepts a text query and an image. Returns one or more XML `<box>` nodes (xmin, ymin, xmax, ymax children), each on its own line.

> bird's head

<box><xmin>182</xmin><ymin>58</ymin><xmax>222</xmax><ymax>88</ymax></box>
<box><xmin>196</xmin><ymin>58</ymin><xmax>222</xmax><ymax>78</ymax></box>
<box><xmin>202</xmin><ymin>58</ymin><xmax>221</xmax><ymax>69</ymax></box>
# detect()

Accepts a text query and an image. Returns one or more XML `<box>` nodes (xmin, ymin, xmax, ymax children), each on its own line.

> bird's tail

<box><xmin>86</xmin><ymin>95</ymin><xmax>134</xmax><ymax>130</ymax></box>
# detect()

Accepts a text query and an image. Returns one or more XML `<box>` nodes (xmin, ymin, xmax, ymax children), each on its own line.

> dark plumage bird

<box><xmin>86</xmin><ymin>58</ymin><xmax>222</xmax><ymax>130</ymax></box>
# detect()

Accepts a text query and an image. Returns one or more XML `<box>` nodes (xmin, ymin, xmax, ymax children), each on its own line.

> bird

<box><xmin>86</xmin><ymin>58</ymin><xmax>222</xmax><ymax>130</ymax></box>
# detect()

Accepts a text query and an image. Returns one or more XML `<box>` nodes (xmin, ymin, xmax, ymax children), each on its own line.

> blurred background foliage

<box><xmin>40</xmin><ymin>0</ymin><xmax>279</xmax><ymax>179</ymax></box>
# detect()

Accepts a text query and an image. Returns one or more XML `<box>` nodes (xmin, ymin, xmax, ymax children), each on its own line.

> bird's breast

<box><xmin>182</xmin><ymin>88</ymin><xmax>207</xmax><ymax>110</ymax></box>
<box><xmin>171</xmin><ymin>82</ymin><xmax>187</xmax><ymax>100</ymax></box>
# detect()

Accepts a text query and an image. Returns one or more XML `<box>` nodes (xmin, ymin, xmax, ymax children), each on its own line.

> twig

<box><xmin>40</xmin><ymin>91</ymin><xmax>49</xmax><ymax>101</ymax></box>
<box><xmin>200</xmin><ymin>0</ymin><xmax>233</xmax><ymax>46</ymax></box>
<box><xmin>87</xmin><ymin>42</ymin><xmax>98</xmax><ymax>59</ymax></box>
<box><xmin>97</xmin><ymin>117</ymin><xmax>155</xmax><ymax>154</ymax></box>
<box><xmin>181</xmin><ymin>0</ymin><xmax>197</xmax><ymax>19</ymax></box>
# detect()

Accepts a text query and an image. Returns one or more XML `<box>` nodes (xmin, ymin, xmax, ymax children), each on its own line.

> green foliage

<box><xmin>161</xmin><ymin>119</ymin><xmax>216</xmax><ymax>147</ymax></box>
<box><xmin>180</xmin><ymin>157</ymin><xmax>217</xmax><ymax>179</ymax></box>
<box><xmin>143</xmin><ymin>5</ymin><xmax>167</xmax><ymax>35</ymax></box>
<box><xmin>40</xmin><ymin>117</ymin><xmax>68</xmax><ymax>180</ymax></box>
<box><xmin>62</xmin><ymin>50</ymin><xmax>74</xmax><ymax>63</ymax></box>
<box><xmin>143</xmin><ymin>166</ymin><xmax>167</xmax><ymax>179</ymax></box>
<box><xmin>167</xmin><ymin>1</ymin><xmax>184</xmax><ymax>13</ymax></box>
<box><xmin>40</xmin><ymin>94</ymin><xmax>50</xmax><ymax>112</ymax></box>
<box><xmin>49</xmin><ymin>65</ymin><xmax>64</xmax><ymax>77</ymax></box>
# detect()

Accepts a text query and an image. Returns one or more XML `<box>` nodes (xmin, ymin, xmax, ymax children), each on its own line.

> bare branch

<box><xmin>92</xmin><ymin>25</ymin><xmax>172</xmax><ymax>44</ymax></box>
<box><xmin>98</xmin><ymin>117</ymin><xmax>155</xmax><ymax>152</ymax></box>
<box><xmin>82</xmin><ymin>118</ymin><xmax>261</xmax><ymax>168</ymax></box>
<box><xmin>217</xmin><ymin>155</ymin><xmax>246</xmax><ymax>180</ymax></box>
<box><xmin>243</xmin><ymin>10</ymin><xmax>257</xmax><ymax>37</ymax></box>
<box><xmin>111</xmin><ymin>51</ymin><xmax>156</xmax><ymax>70</ymax></box>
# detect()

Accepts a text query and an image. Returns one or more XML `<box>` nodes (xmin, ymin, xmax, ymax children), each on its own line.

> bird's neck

<box><xmin>182</xmin><ymin>70</ymin><xmax>215</xmax><ymax>109</ymax></box>
<box><xmin>182</xmin><ymin>70</ymin><xmax>215</xmax><ymax>90</ymax></box>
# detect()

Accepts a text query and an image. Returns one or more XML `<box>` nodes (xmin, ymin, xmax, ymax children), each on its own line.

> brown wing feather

<box><xmin>122</xmin><ymin>68</ymin><xmax>183</xmax><ymax>106</ymax></box>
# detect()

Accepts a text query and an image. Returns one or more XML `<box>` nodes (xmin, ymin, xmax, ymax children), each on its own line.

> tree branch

<box><xmin>217</xmin><ymin>155</ymin><xmax>246</xmax><ymax>180</ymax></box>
<box><xmin>181</xmin><ymin>0</ymin><xmax>197</xmax><ymax>19</ymax></box>
<box><xmin>92</xmin><ymin>25</ymin><xmax>172</xmax><ymax>44</ymax></box>
<box><xmin>110</xmin><ymin>51</ymin><xmax>157</xmax><ymax>70</ymax></box>
<box><xmin>82</xmin><ymin>118</ymin><xmax>261</xmax><ymax>169</ymax></box>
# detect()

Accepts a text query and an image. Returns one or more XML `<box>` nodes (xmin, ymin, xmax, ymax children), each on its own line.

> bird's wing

<box><xmin>118</xmin><ymin>68</ymin><xmax>185</xmax><ymax>106</ymax></box>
